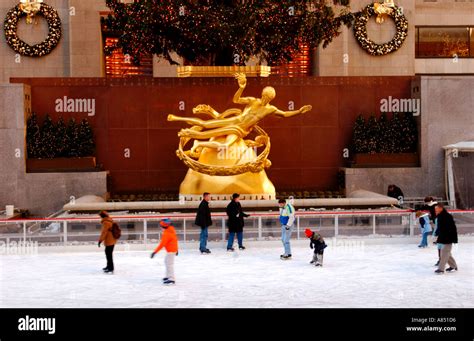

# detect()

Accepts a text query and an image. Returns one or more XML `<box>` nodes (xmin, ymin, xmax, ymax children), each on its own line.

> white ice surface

<box><xmin>1</xmin><ymin>238</ymin><xmax>473</xmax><ymax>308</ymax></box>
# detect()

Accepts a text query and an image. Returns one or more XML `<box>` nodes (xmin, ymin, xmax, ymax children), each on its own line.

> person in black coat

<box><xmin>387</xmin><ymin>184</ymin><xmax>404</xmax><ymax>207</ymax></box>
<box><xmin>434</xmin><ymin>204</ymin><xmax>458</xmax><ymax>274</ymax></box>
<box><xmin>195</xmin><ymin>192</ymin><xmax>212</xmax><ymax>254</ymax></box>
<box><xmin>226</xmin><ymin>193</ymin><xmax>249</xmax><ymax>251</ymax></box>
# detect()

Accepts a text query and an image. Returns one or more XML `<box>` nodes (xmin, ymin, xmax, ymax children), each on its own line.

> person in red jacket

<box><xmin>305</xmin><ymin>228</ymin><xmax>327</xmax><ymax>267</ymax></box>
<box><xmin>151</xmin><ymin>218</ymin><xmax>178</xmax><ymax>285</ymax></box>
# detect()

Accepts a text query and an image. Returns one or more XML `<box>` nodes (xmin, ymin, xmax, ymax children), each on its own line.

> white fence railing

<box><xmin>0</xmin><ymin>210</ymin><xmax>473</xmax><ymax>247</ymax></box>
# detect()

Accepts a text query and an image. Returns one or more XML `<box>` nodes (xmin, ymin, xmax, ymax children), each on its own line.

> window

<box><xmin>273</xmin><ymin>43</ymin><xmax>313</xmax><ymax>77</ymax></box>
<box><xmin>101</xmin><ymin>11</ymin><xmax>153</xmax><ymax>78</ymax></box>
<box><xmin>416</xmin><ymin>26</ymin><xmax>473</xmax><ymax>58</ymax></box>
<box><xmin>103</xmin><ymin>37</ymin><xmax>153</xmax><ymax>78</ymax></box>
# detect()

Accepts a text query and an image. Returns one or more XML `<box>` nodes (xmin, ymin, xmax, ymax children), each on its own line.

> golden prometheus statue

<box><xmin>168</xmin><ymin>73</ymin><xmax>312</xmax><ymax>198</ymax></box>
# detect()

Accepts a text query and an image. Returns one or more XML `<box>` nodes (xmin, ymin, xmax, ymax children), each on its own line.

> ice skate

<box><xmin>316</xmin><ymin>254</ymin><xmax>324</xmax><ymax>267</ymax></box>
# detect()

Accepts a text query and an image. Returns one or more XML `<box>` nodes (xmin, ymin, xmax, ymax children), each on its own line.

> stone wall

<box><xmin>316</xmin><ymin>0</ymin><xmax>474</xmax><ymax>76</ymax></box>
<box><xmin>0</xmin><ymin>0</ymin><xmax>71</xmax><ymax>81</ymax></box>
<box><xmin>345</xmin><ymin>75</ymin><xmax>474</xmax><ymax>199</ymax></box>
<box><xmin>414</xmin><ymin>0</ymin><xmax>474</xmax><ymax>74</ymax></box>
<box><xmin>1</xmin><ymin>0</ymin><xmax>473</xmax><ymax>82</ymax></box>
<box><xmin>0</xmin><ymin>84</ymin><xmax>107</xmax><ymax>216</ymax></box>
<box><xmin>0</xmin><ymin>0</ymin><xmax>108</xmax><ymax>82</ymax></box>
<box><xmin>317</xmin><ymin>0</ymin><xmax>416</xmax><ymax>76</ymax></box>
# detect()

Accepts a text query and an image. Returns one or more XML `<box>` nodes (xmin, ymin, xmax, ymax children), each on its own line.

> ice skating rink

<box><xmin>1</xmin><ymin>237</ymin><xmax>473</xmax><ymax>308</ymax></box>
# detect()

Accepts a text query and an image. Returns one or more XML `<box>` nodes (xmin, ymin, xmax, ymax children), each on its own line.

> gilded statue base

<box><xmin>178</xmin><ymin>136</ymin><xmax>275</xmax><ymax>198</ymax></box>
<box><xmin>179</xmin><ymin>169</ymin><xmax>275</xmax><ymax>200</ymax></box>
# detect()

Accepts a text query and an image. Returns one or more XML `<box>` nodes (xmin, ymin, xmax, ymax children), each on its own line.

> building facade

<box><xmin>0</xmin><ymin>0</ymin><xmax>473</xmax><ymax>215</ymax></box>
<box><xmin>1</xmin><ymin>0</ymin><xmax>473</xmax><ymax>81</ymax></box>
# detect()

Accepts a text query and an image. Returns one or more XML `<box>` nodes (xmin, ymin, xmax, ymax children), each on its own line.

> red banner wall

<box><xmin>11</xmin><ymin>77</ymin><xmax>414</xmax><ymax>194</ymax></box>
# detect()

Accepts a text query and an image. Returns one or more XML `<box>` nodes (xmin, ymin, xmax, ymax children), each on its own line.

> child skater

<box><xmin>151</xmin><ymin>218</ymin><xmax>178</xmax><ymax>285</ymax></box>
<box><xmin>416</xmin><ymin>211</ymin><xmax>432</xmax><ymax>248</ymax></box>
<box><xmin>304</xmin><ymin>228</ymin><xmax>327</xmax><ymax>267</ymax></box>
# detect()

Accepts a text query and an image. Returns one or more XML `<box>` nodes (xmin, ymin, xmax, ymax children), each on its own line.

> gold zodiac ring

<box><xmin>176</xmin><ymin>125</ymin><xmax>272</xmax><ymax>176</ymax></box>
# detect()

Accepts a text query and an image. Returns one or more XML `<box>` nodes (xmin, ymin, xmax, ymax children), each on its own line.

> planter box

<box><xmin>352</xmin><ymin>153</ymin><xmax>419</xmax><ymax>168</ymax></box>
<box><xmin>26</xmin><ymin>157</ymin><xmax>97</xmax><ymax>173</ymax></box>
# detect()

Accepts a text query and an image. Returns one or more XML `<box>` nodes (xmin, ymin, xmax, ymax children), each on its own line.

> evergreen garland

<box><xmin>353</xmin><ymin>3</ymin><xmax>408</xmax><ymax>56</ymax></box>
<box><xmin>4</xmin><ymin>3</ymin><xmax>62</xmax><ymax>57</ymax></box>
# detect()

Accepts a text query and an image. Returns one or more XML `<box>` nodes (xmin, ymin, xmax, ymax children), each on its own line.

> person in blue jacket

<box><xmin>279</xmin><ymin>198</ymin><xmax>295</xmax><ymax>260</ymax></box>
<box><xmin>415</xmin><ymin>211</ymin><xmax>432</xmax><ymax>248</ymax></box>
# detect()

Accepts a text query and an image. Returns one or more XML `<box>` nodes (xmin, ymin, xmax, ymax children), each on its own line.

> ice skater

<box><xmin>433</xmin><ymin>204</ymin><xmax>458</xmax><ymax>274</ymax></box>
<box><xmin>151</xmin><ymin>218</ymin><xmax>179</xmax><ymax>285</ymax></box>
<box><xmin>279</xmin><ymin>199</ymin><xmax>295</xmax><ymax>260</ymax></box>
<box><xmin>305</xmin><ymin>229</ymin><xmax>327</xmax><ymax>267</ymax></box>
<box><xmin>195</xmin><ymin>192</ymin><xmax>212</xmax><ymax>254</ymax></box>
<box><xmin>423</xmin><ymin>197</ymin><xmax>440</xmax><ymax>265</ymax></box>
<box><xmin>415</xmin><ymin>211</ymin><xmax>432</xmax><ymax>248</ymax></box>
<box><xmin>226</xmin><ymin>193</ymin><xmax>249</xmax><ymax>251</ymax></box>
<box><xmin>98</xmin><ymin>211</ymin><xmax>119</xmax><ymax>274</ymax></box>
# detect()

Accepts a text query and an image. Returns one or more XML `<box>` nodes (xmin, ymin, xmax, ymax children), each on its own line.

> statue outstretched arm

<box><xmin>233</xmin><ymin>73</ymin><xmax>255</xmax><ymax>105</ymax></box>
<box><xmin>273</xmin><ymin>105</ymin><xmax>312</xmax><ymax>118</ymax></box>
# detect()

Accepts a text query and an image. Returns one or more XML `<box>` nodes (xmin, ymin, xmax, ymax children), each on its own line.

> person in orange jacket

<box><xmin>98</xmin><ymin>211</ymin><xmax>117</xmax><ymax>273</ymax></box>
<box><xmin>151</xmin><ymin>218</ymin><xmax>178</xmax><ymax>285</ymax></box>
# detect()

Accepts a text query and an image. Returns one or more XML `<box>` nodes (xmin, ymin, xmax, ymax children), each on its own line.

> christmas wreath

<box><xmin>353</xmin><ymin>3</ymin><xmax>408</xmax><ymax>56</ymax></box>
<box><xmin>4</xmin><ymin>3</ymin><xmax>62</xmax><ymax>57</ymax></box>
